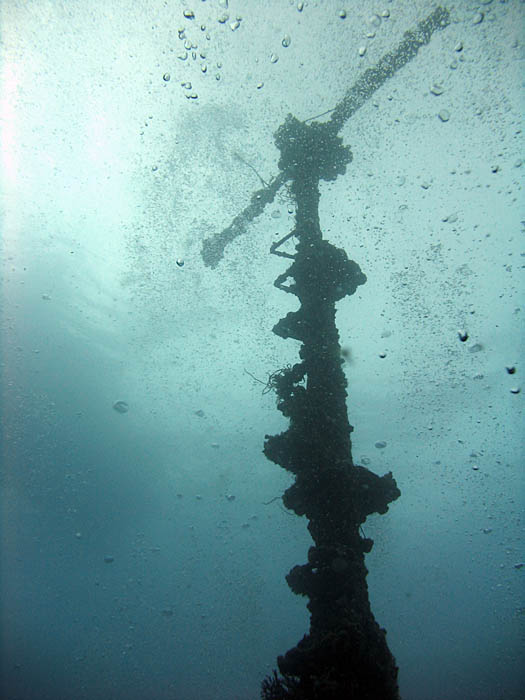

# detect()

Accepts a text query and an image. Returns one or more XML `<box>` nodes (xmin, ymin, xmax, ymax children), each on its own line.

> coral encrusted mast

<box><xmin>201</xmin><ymin>8</ymin><xmax>450</xmax><ymax>699</ymax></box>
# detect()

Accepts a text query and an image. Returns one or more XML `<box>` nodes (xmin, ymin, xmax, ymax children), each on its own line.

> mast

<box><xmin>199</xmin><ymin>8</ymin><xmax>450</xmax><ymax>698</ymax></box>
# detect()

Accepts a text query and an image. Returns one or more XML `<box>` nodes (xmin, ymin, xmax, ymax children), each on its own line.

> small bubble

<box><xmin>430</xmin><ymin>84</ymin><xmax>444</xmax><ymax>96</ymax></box>
<box><xmin>282</xmin><ymin>35</ymin><xmax>291</xmax><ymax>47</ymax></box>
<box><xmin>297</xmin><ymin>1</ymin><xmax>304</xmax><ymax>11</ymax></box>
<box><xmin>183</xmin><ymin>9</ymin><xmax>195</xmax><ymax>20</ymax></box>
<box><xmin>176</xmin><ymin>258</ymin><xmax>185</xmax><ymax>267</ymax></box>
<box><xmin>338</xmin><ymin>10</ymin><xmax>347</xmax><ymax>19</ymax></box>
<box><xmin>256</xmin><ymin>82</ymin><xmax>264</xmax><ymax>89</ymax></box>
<box><xmin>270</xmin><ymin>53</ymin><xmax>279</xmax><ymax>63</ymax></box>
<box><xmin>438</xmin><ymin>110</ymin><xmax>450</xmax><ymax>122</ymax></box>
<box><xmin>358</xmin><ymin>46</ymin><xmax>367</xmax><ymax>57</ymax></box>
<box><xmin>472</xmin><ymin>12</ymin><xmax>484</xmax><ymax>25</ymax></box>
<box><xmin>510</xmin><ymin>386</ymin><xmax>521</xmax><ymax>394</ymax></box>
<box><xmin>455</xmin><ymin>41</ymin><xmax>463</xmax><ymax>52</ymax></box>
<box><xmin>163</xmin><ymin>73</ymin><xmax>171</xmax><ymax>81</ymax></box>
<box><xmin>468</xmin><ymin>343</ymin><xmax>483</xmax><ymax>354</ymax></box>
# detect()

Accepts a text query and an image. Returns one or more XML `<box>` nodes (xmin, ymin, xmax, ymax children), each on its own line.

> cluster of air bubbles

<box><xmin>161</xmin><ymin>2</ymin><xmax>244</xmax><ymax>100</ymax></box>
<box><xmin>355</xmin><ymin>9</ymin><xmax>390</xmax><ymax>57</ymax></box>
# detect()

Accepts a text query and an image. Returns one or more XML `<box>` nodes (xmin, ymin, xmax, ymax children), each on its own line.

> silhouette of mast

<box><xmin>200</xmin><ymin>8</ymin><xmax>450</xmax><ymax>698</ymax></box>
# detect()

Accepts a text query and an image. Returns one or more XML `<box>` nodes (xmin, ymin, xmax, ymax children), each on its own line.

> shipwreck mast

<box><xmin>200</xmin><ymin>8</ymin><xmax>450</xmax><ymax>698</ymax></box>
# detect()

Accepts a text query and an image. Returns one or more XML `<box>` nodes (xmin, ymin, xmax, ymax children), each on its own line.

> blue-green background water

<box><xmin>1</xmin><ymin>1</ymin><xmax>524</xmax><ymax>699</ymax></box>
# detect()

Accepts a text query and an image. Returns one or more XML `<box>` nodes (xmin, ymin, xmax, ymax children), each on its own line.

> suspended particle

<box><xmin>282</xmin><ymin>35</ymin><xmax>291</xmax><ymax>47</ymax></box>
<box><xmin>471</xmin><ymin>465</ymin><xmax>480</xmax><ymax>471</ymax></box>
<box><xmin>113</xmin><ymin>400</ymin><xmax>129</xmax><ymax>413</ymax></box>
<box><xmin>201</xmin><ymin>63</ymin><xmax>207</xmax><ymax>73</ymax></box>
<box><xmin>230</xmin><ymin>19</ymin><xmax>241</xmax><ymax>31</ymax></box>
<box><xmin>256</xmin><ymin>82</ymin><xmax>264</xmax><ymax>89</ymax></box>
<box><xmin>381</xmin><ymin>9</ymin><xmax>390</xmax><ymax>18</ymax></box>
<box><xmin>374</xmin><ymin>440</ymin><xmax>387</xmax><ymax>449</ymax></box>
<box><xmin>176</xmin><ymin>258</ymin><xmax>185</xmax><ymax>267</ymax></box>
<box><xmin>430</xmin><ymin>84</ymin><xmax>444</xmax><ymax>96</ymax></box>
<box><xmin>506</xmin><ymin>366</ymin><xmax>516</xmax><ymax>374</ymax></box>
<box><xmin>178</xmin><ymin>51</ymin><xmax>188</xmax><ymax>61</ymax></box>
<box><xmin>104</xmin><ymin>556</ymin><xmax>115</xmax><ymax>563</ymax></box>
<box><xmin>163</xmin><ymin>73</ymin><xmax>171</xmax><ymax>81</ymax></box>
<box><xmin>369</xmin><ymin>14</ymin><xmax>381</xmax><ymax>27</ymax></box>
<box><xmin>297</xmin><ymin>1</ymin><xmax>304</xmax><ymax>11</ymax></box>
<box><xmin>438</xmin><ymin>109</ymin><xmax>450</xmax><ymax>122</ymax></box>
<box><xmin>183</xmin><ymin>9</ymin><xmax>195</xmax><ymax>20</ymax></box>
<box><xmin>455</xmin><ymin>41</ymin><xmax>463</xmax><ymax>52</ymax></box>
<box><xmin>219</xmin><ymin>0</ymin><xmax>228</xmax><ymax>7</ymax></box>
<box><xmin>270</xmin><ymin>53</ymin><xmax>279</xmax><ymax>63</ymax></box>
<box><xmin>218</xmin><ymin>13</ymin><xmax>229</xmax><ymax>24</ymax></box>
<box><xmin>194</xmin><ymin>409</ymin><xmax>205</xmax><ymax>417</ymax></box>
<box><xmin>358</xmin><ymin>46</ymin><xmax>367</xmax><ymax>57</ymax></box>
